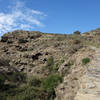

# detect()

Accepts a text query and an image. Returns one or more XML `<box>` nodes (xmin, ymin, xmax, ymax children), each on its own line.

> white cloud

<box><xmin>20</xmin><ymin>24</ymin><xmax>33</xmax><ymax>29</ymax></box>
<box><xmin>0</xmin><ymin>1</ymin><xmax>47</xmax><ymax>35</ymax></box>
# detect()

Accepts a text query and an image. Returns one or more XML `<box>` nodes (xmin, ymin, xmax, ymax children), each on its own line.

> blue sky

<box><xmin>0</xmin><ymin>0</ymin><xmax>100</xmax><ymax>36</ymax></box>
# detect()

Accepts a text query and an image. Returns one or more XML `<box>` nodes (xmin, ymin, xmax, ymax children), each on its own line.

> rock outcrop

<box><xmin>55</xmin><ymin>46</ymin><xmax>100</xmax><ymax>100</ymax></box>
<box><xmin>75</xmin><ymin>46</ymin><xmax>100</xmax><ymax>100</ymax></box>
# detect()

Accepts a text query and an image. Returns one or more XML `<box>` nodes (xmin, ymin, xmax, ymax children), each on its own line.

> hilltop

<box><xmin>0</xmin><ymin>29</ymin><xmax>100</xmax><ymax>100</ymax></box>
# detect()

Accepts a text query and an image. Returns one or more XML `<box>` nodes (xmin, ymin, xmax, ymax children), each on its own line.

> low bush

<box><xmin>0</xmin><ymin>65</ymin><xmax>62</xmax><ymax>100</ymax></box>
<box><xmin>60</xmin><ymin>59</ymin><xmax>65</xmax><ymax>64</ymax></box>
<box><xmin>82</xmin><ymin>58</ymin><xmax>90</xmax><ymax>65</ymax></box>
<box><xmin>0</xmin><ymin>73</ymin><xmax>5</xmax><ymax>87</ymax></box>
<box><xmin>46</xmin><ymin>56</ymin><xmax>54</xmax><ymax>72</ymax></box>
<box><xmin>61</xmin><ymin>61</ymin><xmax>74</xmax><ymax>76</ymax></box>
<box><xmin>47</xmin><ymin>56</ymin><xmax>54</xmax><ymax>66</ymax></box>
<box><xmin>74</xmin><ymin>31</ymin><xmax>81</xmax><ymax>35</ymax></box>
<box><xmin>28</xmin><ymin>76</ymin><xmax>41</xmax><ymax>87</ymax></box>
<box><xmin>7</xmin><ymin>72</ymin><xmax>26</xmax><ymax>82</ymax></box>
<box><xmin>42</xmin><ymin>74</ymin><xmax>62</xmax><ymax>92</ymax></box>
<box><xmin>53</xmin><ymin>63</ymin><xmax>59</xmax><ymax>71</ymax></box>
<box><xmin>5</xmin><ymin>74</ymin><xmax>62</xmax><ymax>100</ymax></box>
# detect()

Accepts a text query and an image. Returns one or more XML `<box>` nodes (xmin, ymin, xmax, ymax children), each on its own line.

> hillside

<box><xmin>0</xmin><ymin>29</ymin><xmax>100</xmax><ymax>100</ymax></box>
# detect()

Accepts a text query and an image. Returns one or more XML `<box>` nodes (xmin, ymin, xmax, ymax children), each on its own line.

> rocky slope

<box><xmin>1</xmin><ymin>29</ymin><xmax>100</xmax><ymax>100</ymax></box>
<box><xmin>55</xmin><ymin>47</ymin><xmax>94</xmax><ymax>100</ymax></box>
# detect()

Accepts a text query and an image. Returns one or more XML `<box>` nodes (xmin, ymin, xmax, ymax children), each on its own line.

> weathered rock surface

<box><xmin>55</xmin><ymin>46</ymin><xmax>100</xmax><ymax>100</ymax></box>
<box><xmin>74</xmin><ymin>47</ymin><xmax>100</xmax><ymax>100</ymax></box>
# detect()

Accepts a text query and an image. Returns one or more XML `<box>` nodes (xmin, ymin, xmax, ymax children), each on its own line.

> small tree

<box><xmin>74</xmin><ymin>31</ymin><xmax>81</xmax><ymax>35</ymax></box>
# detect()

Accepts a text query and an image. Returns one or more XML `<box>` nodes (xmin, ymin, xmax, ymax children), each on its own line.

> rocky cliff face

<box><xmin>1</xmin><ymin>29</ymin><xmax>100</xmax><ymax>100</ymax></box>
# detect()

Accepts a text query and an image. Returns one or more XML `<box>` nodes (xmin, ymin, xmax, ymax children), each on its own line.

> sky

<box><xmin>0</xmin><ymin>0</ymin><xmax>100</xmax><ymax>36</ymax></box>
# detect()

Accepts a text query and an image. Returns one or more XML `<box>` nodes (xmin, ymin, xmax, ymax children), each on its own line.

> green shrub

<box><xmin>0</xmin><ymin>72</ymin><xmax>62</xmax><ymax>100</ymax></box>
<box><xmin>61</xmin><ymin>61</ymin><xmax>74</xmax><ymax>76</ymax></box>
<box><xmin>42</xmin><ymin>74</ymin><xmax>62</xmax><ymax>92</ymax></box>
<box><xmin>46</xmin><ymin>56</ymin><xmax>54</xmax><ymax>72</ymax></box>
<box><xmin>7</xmin><ymin>72</ymin><xmax>26</xmax><ymax>82</ymax></box>
<box><xmin>0</xmin><ymin>73</ymin><xmax>6</xmax><ymax>87</ymax></box>
<box><xmin>82</xmin><ymin>58</ymin><xmax>90</xmax><ymax>65</ymax></box>
<box><xmin>9</xmin><ymin>86</ymin><xmax>40</xmax><ymax>100</ymax></box>
<box><xmin>60</xmin><ymin>59</ymin><xmax>65</xmax><ymax>64</ymax></box>
<box><xmin>47</xmin><ymin>56</ymin><xmax>54</xmax><ymax>66</ymax></box>
<box><xmin>53</xmin><ymin>59</ymin><xmax>65</xmax><ymax>72</ymax></box>
<box><xmin>28</xmin><ymin>76</ymin><xmax>41</xmax><ymax>87</ymax></box>
<box><xmin>53</xmin><ymin>63</ymin><xmax>59</xmax><ymax>71</ymax></box>
<box><xmin>67</xmin><ymin>61</ymin><xmax>74</xmax><ymax>66</ymax></box>
<box><xmin>74</xmin><ymin>31</ymin><xmax>81</xmax><ymax>35</ymax></box>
